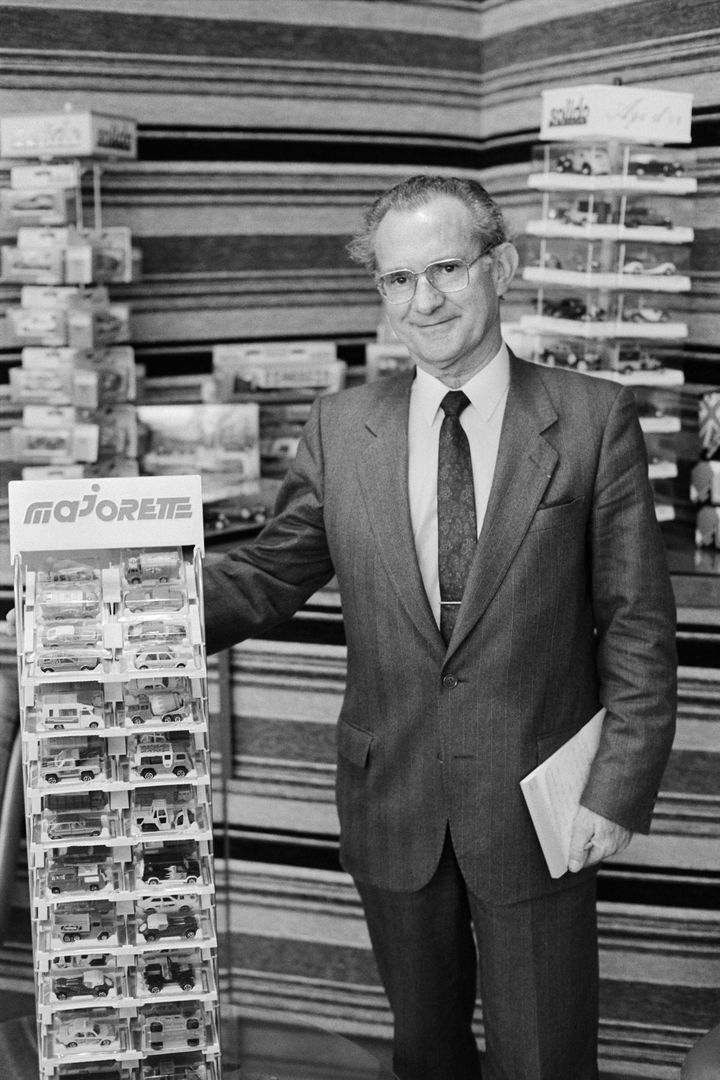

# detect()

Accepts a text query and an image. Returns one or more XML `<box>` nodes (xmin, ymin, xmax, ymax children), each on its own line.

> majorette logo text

<box><xmin>548</xmin><ymin>96</ymin><xmax>590</xmax><ymax>127</ymax></box>
<box><xmin>24</xmin><ymin>484</ymin><xmax>193</xmax><ymax>526</ymax></box>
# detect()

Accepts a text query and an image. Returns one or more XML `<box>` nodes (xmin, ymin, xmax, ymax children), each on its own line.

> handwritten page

<box><xmin>520</xmin><ymin>708</ymin><xmax>606</xmax><ymax>878</ymax></box>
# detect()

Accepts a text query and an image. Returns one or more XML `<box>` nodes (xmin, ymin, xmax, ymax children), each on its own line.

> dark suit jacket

<box><xmin>204</xmin><ymin>354</ymin><xmax>677</xmax><ymax>903</ymax></box>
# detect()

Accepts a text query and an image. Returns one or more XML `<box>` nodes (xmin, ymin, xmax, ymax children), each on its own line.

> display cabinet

<box><xmin>8</xmin><ymin>475</ymin><xmax>221</xmax><ymax>1080</ymax></box>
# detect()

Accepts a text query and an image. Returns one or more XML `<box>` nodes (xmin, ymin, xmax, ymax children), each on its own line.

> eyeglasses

<box><xmin>376</xmin><ymin>251</ymin><xmax>488</xmax><ymax>304</ymax></box>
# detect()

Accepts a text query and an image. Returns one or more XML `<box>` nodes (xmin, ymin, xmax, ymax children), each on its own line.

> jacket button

<box><xmin>437</xmin><ymin>751</ymin><xmax>444</xmax><ymax>763</ymax></box>
<box><xmin>442</xmin><ymin>674</ymin><xmax>458</xmax><ymax>689</ymax></box>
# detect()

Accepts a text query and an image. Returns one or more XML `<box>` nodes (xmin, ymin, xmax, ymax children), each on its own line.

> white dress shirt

<box><xmin>408</xmin><ymin>345</ymin><xmax>510</xmax><ymax>626</ymax></box>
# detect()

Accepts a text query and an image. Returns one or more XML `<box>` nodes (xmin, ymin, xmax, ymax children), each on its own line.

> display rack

<box><xmin>0</xmin><ymin>108</ymin><xmax>141</xmax><ymax>488</ymax></box>
<box><xmin>517</xmin><ymin>83</ymin><xmax>697</xmax><ymax>523</ymax></box>
<box><xmin>8</xmin><ymin>475</ymin><xmax>221</xmax><ymax>1080</ymax></box>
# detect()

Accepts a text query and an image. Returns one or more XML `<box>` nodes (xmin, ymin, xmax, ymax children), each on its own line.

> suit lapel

<box><xmin>446</xmin><ymin>357</ymin><xmax>559</xmax><ymax>657</ymax></box>
<box><xmin>355</xmin><ymin>372</ymin><xmax>443</xmax><ymax>652</ymax></box>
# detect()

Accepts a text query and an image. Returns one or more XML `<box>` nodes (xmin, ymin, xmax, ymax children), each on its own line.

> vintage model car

<box><xmin>624</xmin><ymin>205</ymin><xmax>673</xmax><ymax>229</ymax></box>
<box><xmin>542</xmin><ymin>296</ymin><xmax>605</xmax><ymax>321</ymax></box>
<box><xmin>554</xmin><ymin>146</ymin><xmax>610</xmax><ymax>175</ymax></box>
<box><xmin>53</xmin><ymin>971</ymin><xmax>113</xmax><ymax>999</ymax></box>
<box><xmin>54</xmin><ymin>1018</ymin><xmax>118</xmax><ymax>1050</ymax></box>
<box><xmin>614</xmin><ymin>347</ymin><xmax>661</xmax><ymax>374</ymax></box>
<box><xmin>549</xmin><ymin>197</ymin><xmax>615</xmax><ymax>227</ymax></box>
<box><xmin>622</xmin><ymin>258</ymin><xmax>677</xmax><ymax>275</ymax></box>
<box><xmin>628</xmin><ymin>154</ymin><xmax>684</xmax><ymax>177</ymax></box>
<box><xmin>623</xmin><ymin>302</ymin><xmax>670</xmax><ymax>323</ymax></box>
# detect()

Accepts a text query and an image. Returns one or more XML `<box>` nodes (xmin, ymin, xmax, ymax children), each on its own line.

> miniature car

<box><xmin>554</xmin><ymin>147</ymin><xmax>610</xmax><ymax>175</ymax></box>
<box><xmin>54</xmin><ymin>1018</ymin><xmax>118</xmax><ymax>1050</ymax></box>
<box><xmin>48</xmin><ymin>861</ymin><xmax>108</xmax><ymax>894</ymax></box>
<box><xmin>42</xmin><ymin>562</ymin><xmax>99</xmax><ymax>583</ymax></box>
<box><xmin>624</xmin><ymin>205</ymin><xmax>673</xmax><ymax>228</ymax></box>
<box><xmin>139</xmin><ymin>913</ymin><xmax>199</xmax><ymax>943</ymax></box>
<box><xmin>39</xmin><ymin>651</ymin><xmax>103</xmax><ymax>673</ymax></box>
<box><xmin>133</xmin><ymin>648</ymin><xmax>190</xmax><ymax>670</ymax></box>
<box><xmin>141</xmin><ymin>854</ymin><xmax>201</xmax><ymax>886</ymax></box>
<box><xmin>137</xmin><ymin>893</ymin><xmax>196</xmax><ymax>916</ymax></box>
<box><xmin>143</xmin><ymin>956</ymin><xmax>196</xmax><ymax>993</ymax></box>
<box><xmin>127</xmin><ymin>620</ymin><xmax>187</xmax><ymax>643</ymax></box>
<box><xmin>623</xmin><ymin>302</ymin><xmax>669</xmax><ymax>323</ymax></box>
<box><xmin>53</xmin><ymin>972</ymin><xmax>113</xmax><ymax>999</ymax></box>
<box><xmin>47</xmin><ymin>817</ymin><xmax>106</xmax><ymax>840</ymax></box>
<box><xmin>143</xmin><ymin>1010</ymin><xmax>202</xmax><ymax>1051</ymax></box>
<box><xmin>622</xmin><ymin>258</ymin><xmax>677</xmax><ymax>275</ymax></box>
<box><xmin>124</xmin><ymin>584</ymin><xmax>185</xmax><ymax>613</ymax></box>
<box><xmin>542</xmin><ymin>297</ymin><xmax>605</xmax><ymax>321</ymax></box>
<box><xmin>628</xmin><ymin>155</ymin><xmax>684</xmax><ymax>177</ymax></box>
<box><xmin>42</xmin><ymin>751</ymin><xmax>104</xmax><ymax>784</ymax></box>
<box><xmin>541</xmin><ymin>341</ymin><xmax>603</xmax><ymax>372</ymax></box>
<box><xmin>615</xmin><ymin>347</ymin><xmax>661</xmax><ymax>374</ymax></box>
<box><xmin>549</xmin><ymin>197</ymin><xmax>615</xmax><ymax>226</ymax></box>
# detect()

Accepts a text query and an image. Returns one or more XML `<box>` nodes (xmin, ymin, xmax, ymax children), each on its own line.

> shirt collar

<box><xmin>412</xmin><ymin>343</ymin><xmax>510</xmax><ymax>426</ymax></box>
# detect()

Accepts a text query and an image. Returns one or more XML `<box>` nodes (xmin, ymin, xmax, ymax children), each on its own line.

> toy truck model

<box><xmin>48</xmin><ymin>861</ymin><xmax>107</xmax><ymax>894</ymax></box>
<box><xmin>126</xmin><ymin>690</ymin><xmax>189</xmax><ymax>725</ymax></box>
<box><xmin>36</xmin><ymin>700</ymin><xmax>102</xmax><ymax>730</ymax></box>
<box><xmin>38</xmin><ymin>586</ymin><xmax>100</xmax><ymax>620</ymax></box>
<box><xmin>53</xmin><ymin>903</ymin><xmax>114</xmax><ymax>942</ymax></box>
<box><xmin>133</xmin><ymin>744</ymin><xmax>193</xmax><ymax>779</ymax></box>
<box><xmin>143</xmin><ymin>956</ymin><xmax>196</xmax><ymax>993</ymax></box>
<box><xmin>139</xmin><ymin>912</ymin><xmax>199</xmax><ymax>943</ymax></box>
<box><xmin>133</xmin><ymin>799</ymin><xmax>195</xmax><ymax>833</ymax></box>
<box><xmin>124</xmin><ymin>549</ymin><xmax>181</xmax><ymax>585</ymax></box>
<box><xmin>143</xmin><ymin>1010</ymin><xmax>202</xmax><ymax>1051</ymax></box>
<box><xmin>42</xmin><ymin>750</ymin><xmax>104</xmax><ymax>784</ymax></box>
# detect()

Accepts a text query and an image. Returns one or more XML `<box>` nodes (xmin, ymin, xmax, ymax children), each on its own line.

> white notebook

<box><xmin>520</xmin><ymin>708</ymin><xmax>606</xmax><ymax>878</ymax></box>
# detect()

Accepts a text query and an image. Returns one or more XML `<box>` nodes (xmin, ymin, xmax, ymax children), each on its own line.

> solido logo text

<box><xmin>24</xmin><ymin>484</ymin><xmax>194</xmax><ymax>525</ymax></box>
<box><xmin>548</xmin><ymin>97</ymin><xmax>590</xmax><ymax>127</ymax></box>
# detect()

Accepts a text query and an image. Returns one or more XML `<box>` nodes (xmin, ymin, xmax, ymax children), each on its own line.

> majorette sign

<box><xmin>9</xmin><ymin>474</ymin><xmax>204</xmax><ymax>557</ymax></box>
<box><xmin>539</xmin><ymin>84</ymin><xmax>693</xmax><ymax>144</ymax></box>
<box><xmin>0</xmin><ymin>109</ymin><xmax>137</xmax><ymax>160</ymax></box>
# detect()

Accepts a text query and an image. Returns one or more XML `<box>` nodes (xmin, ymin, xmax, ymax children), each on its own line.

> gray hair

<box><xmin>347</xmin><ymin>174</ymin><xmax>509</xmax><ymax>273</ymax></box>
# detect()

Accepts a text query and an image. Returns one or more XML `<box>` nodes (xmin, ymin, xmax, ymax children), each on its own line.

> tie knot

<box><xmin>440</xmin><ymin>390</ymin><xmax>470</xmax><ymax>420</ymax></box>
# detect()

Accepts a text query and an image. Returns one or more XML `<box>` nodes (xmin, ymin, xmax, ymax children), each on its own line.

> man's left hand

<box><xmin>567</xmin><ymin>806</ymin><xmax>633</xmax><ymax>872</ymax></box>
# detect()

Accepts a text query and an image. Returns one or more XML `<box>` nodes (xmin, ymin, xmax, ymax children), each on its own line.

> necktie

<box><xmin>437</xmin><ymin>390</ymin><xmax>477</xmax><ymax>644</ymax></box>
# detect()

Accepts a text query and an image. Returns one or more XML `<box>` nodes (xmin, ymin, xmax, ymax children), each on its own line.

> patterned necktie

<box><xmin>437</xmin><ymin>390</ymin><xmax>477</xmax><ymax>644</ymax></box>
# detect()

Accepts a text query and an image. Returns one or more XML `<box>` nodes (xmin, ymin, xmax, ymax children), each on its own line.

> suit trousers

<box><xmin>355</xmin><ymin>829</ymin><xmax>600</xmax><ymax>1080</ymax></box>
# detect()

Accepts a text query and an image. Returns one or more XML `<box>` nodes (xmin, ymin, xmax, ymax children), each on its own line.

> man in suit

<box><xmin>203</xmin><ymin>175</ymin><xmax>677</xmax><ymax>1080</ymax></box>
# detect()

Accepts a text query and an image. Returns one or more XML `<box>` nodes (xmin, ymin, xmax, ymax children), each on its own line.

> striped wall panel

<box><xmin>211</xmin><ymin>857</ymin><xmax>720</xmax><ymax>1078</ymax></box>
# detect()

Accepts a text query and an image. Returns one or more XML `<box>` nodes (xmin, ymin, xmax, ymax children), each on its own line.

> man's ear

<box><xmin>491</xmin><ymin>242</ymin><xmax>519</xmax><ymax>296</ymax></box>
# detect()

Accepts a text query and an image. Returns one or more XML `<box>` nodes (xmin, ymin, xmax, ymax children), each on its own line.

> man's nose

<box><xmin>412</xmin><ymin>273</ymin><xmax>445</xmax><ymax>312</ymax></box>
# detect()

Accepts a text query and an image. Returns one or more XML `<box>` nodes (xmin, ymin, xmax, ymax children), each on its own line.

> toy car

<box><xmin>127</xmin><ymin>620</ymin><xmax>187</xmax><ymax>643</ymax></box>
<box><xmin>124</xmin><ymin>584</ymin><xmax>186</xmax><ymax>613</ymax></box>
<box><xmin>53</xmin><ymin>972</ymin><xmax>113</xmax><ymax>999</ymax></box>
<box><xmin>46</xmin><ymin>812</ymin><xmax>108</xmax><ymax>840</ymax></box>
<box><xmin>554</xmin><ymin>146</ymin><xmax>610</xmax><ymax>175</ymax></box>
<box><xmin>624</xmin><ymin>205</ymin><xmax>673</xmax><ymax>228</ymax></box>
<box><xmin>133</xmin><ymin>648</ymin><xmax>190</xmax><ymax>670</ymax></box>
<box><xmin>542</xmin><ymin>297</ymin><xmax>605</xmax><ymax>321</ymax></box>
<box><xmin>623</xmin><ymin>302</ymin><xmax>669</xmax><ymax>323</ymax></box>
<box><xmin>549</xmin><ymin>197</ymin><xmax>615</xmax><ymax>226</ymax></box>
<box><xmin>615</xmin><ymin>347</ymin><xmax>661</xmax><ymax>374</ymax></box>
<box><xmin>137</xmin><ymin>893</ymin><xmax>196</xmax><ymax>916</ymax></box>
<box><xmin>139</xmin><ymin>913</ymin><xmax>199</xmax><ymax>943</ymax></box>
<box><xmin>54</xmin><ymin>1018</ymin><xmax>118</xmax><ymax>1050</ymax></box>
<box><xmin>143</xmin><ymin>956</ymin><xmax>196</xmax><ymax>994</ymax></box>
<box><xmin>38</xmin><ymin>650</ymin><xmax>103</xmax><ymax>673</ymax></box>
<box><xmin>140</xmin><ymin>853</ymin><xmax>201</xmax><ymax>886</ymax></box>
<box><xmin>622</xmin><ymin>258</ymin><xmax>677</xmax><ymax>275</ymax></box>
<box><xmin>628</xmin><ymin>155</ymin><xmax>684</xmax><ymax>177</ymax></box>
<box><xmin>142</xmin><ymin>1010</ymin><xmax>203</xmax><ymax>1052</ymax></box>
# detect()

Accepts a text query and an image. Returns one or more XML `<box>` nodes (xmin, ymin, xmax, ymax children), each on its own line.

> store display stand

<box><xmin>8</xmin><ymin>474</ymin><xmax>221</xmax><ymax>1080</ymax></box>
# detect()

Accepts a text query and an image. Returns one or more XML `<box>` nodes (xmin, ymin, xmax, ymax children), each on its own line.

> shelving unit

<box><xmin>9</xmin><ymin>475</ymin><xmax>221</xmax><ymax>1080</ymax></box>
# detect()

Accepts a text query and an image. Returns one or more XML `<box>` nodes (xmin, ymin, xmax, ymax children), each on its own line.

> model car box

<box><xmin>0</xmin><ymin>185</ymin><xmax>77</xmax><ymax>228</ymax></box>
<box><xmin>10</xmin><ymin>162</ymin><xmax>80</xmax><ymax>189</ymax></box>
<box><xmin>1</xmin><ymin>243</ymin><xmax>65</xmax><ymax>284</ymax></box>
<box><xmin>0</xmin><ymin>109</ymin><xmax>137</xmax><ymax>159</ymax></box>
<box><xmin>212</xmin><ymin>340</ymin><xmax>344</xmax><ymax>398</ymax></box>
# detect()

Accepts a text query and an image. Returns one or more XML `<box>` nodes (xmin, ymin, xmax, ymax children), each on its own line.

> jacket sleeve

<box><xmin>580</xmin><ymin>386</ymin><xmax>677</xmax><ymax>833</ymax></box>
<box><xmin>202</xmin><ymin>398</ymin><xmax>335</xmax><ymax>655</ymax></box>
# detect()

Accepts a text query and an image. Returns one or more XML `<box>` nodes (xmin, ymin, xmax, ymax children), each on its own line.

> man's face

<box><xmin>374</xmin><ymin>195</ymin><xmax>515</xmax><ymax>384</ymax></box>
